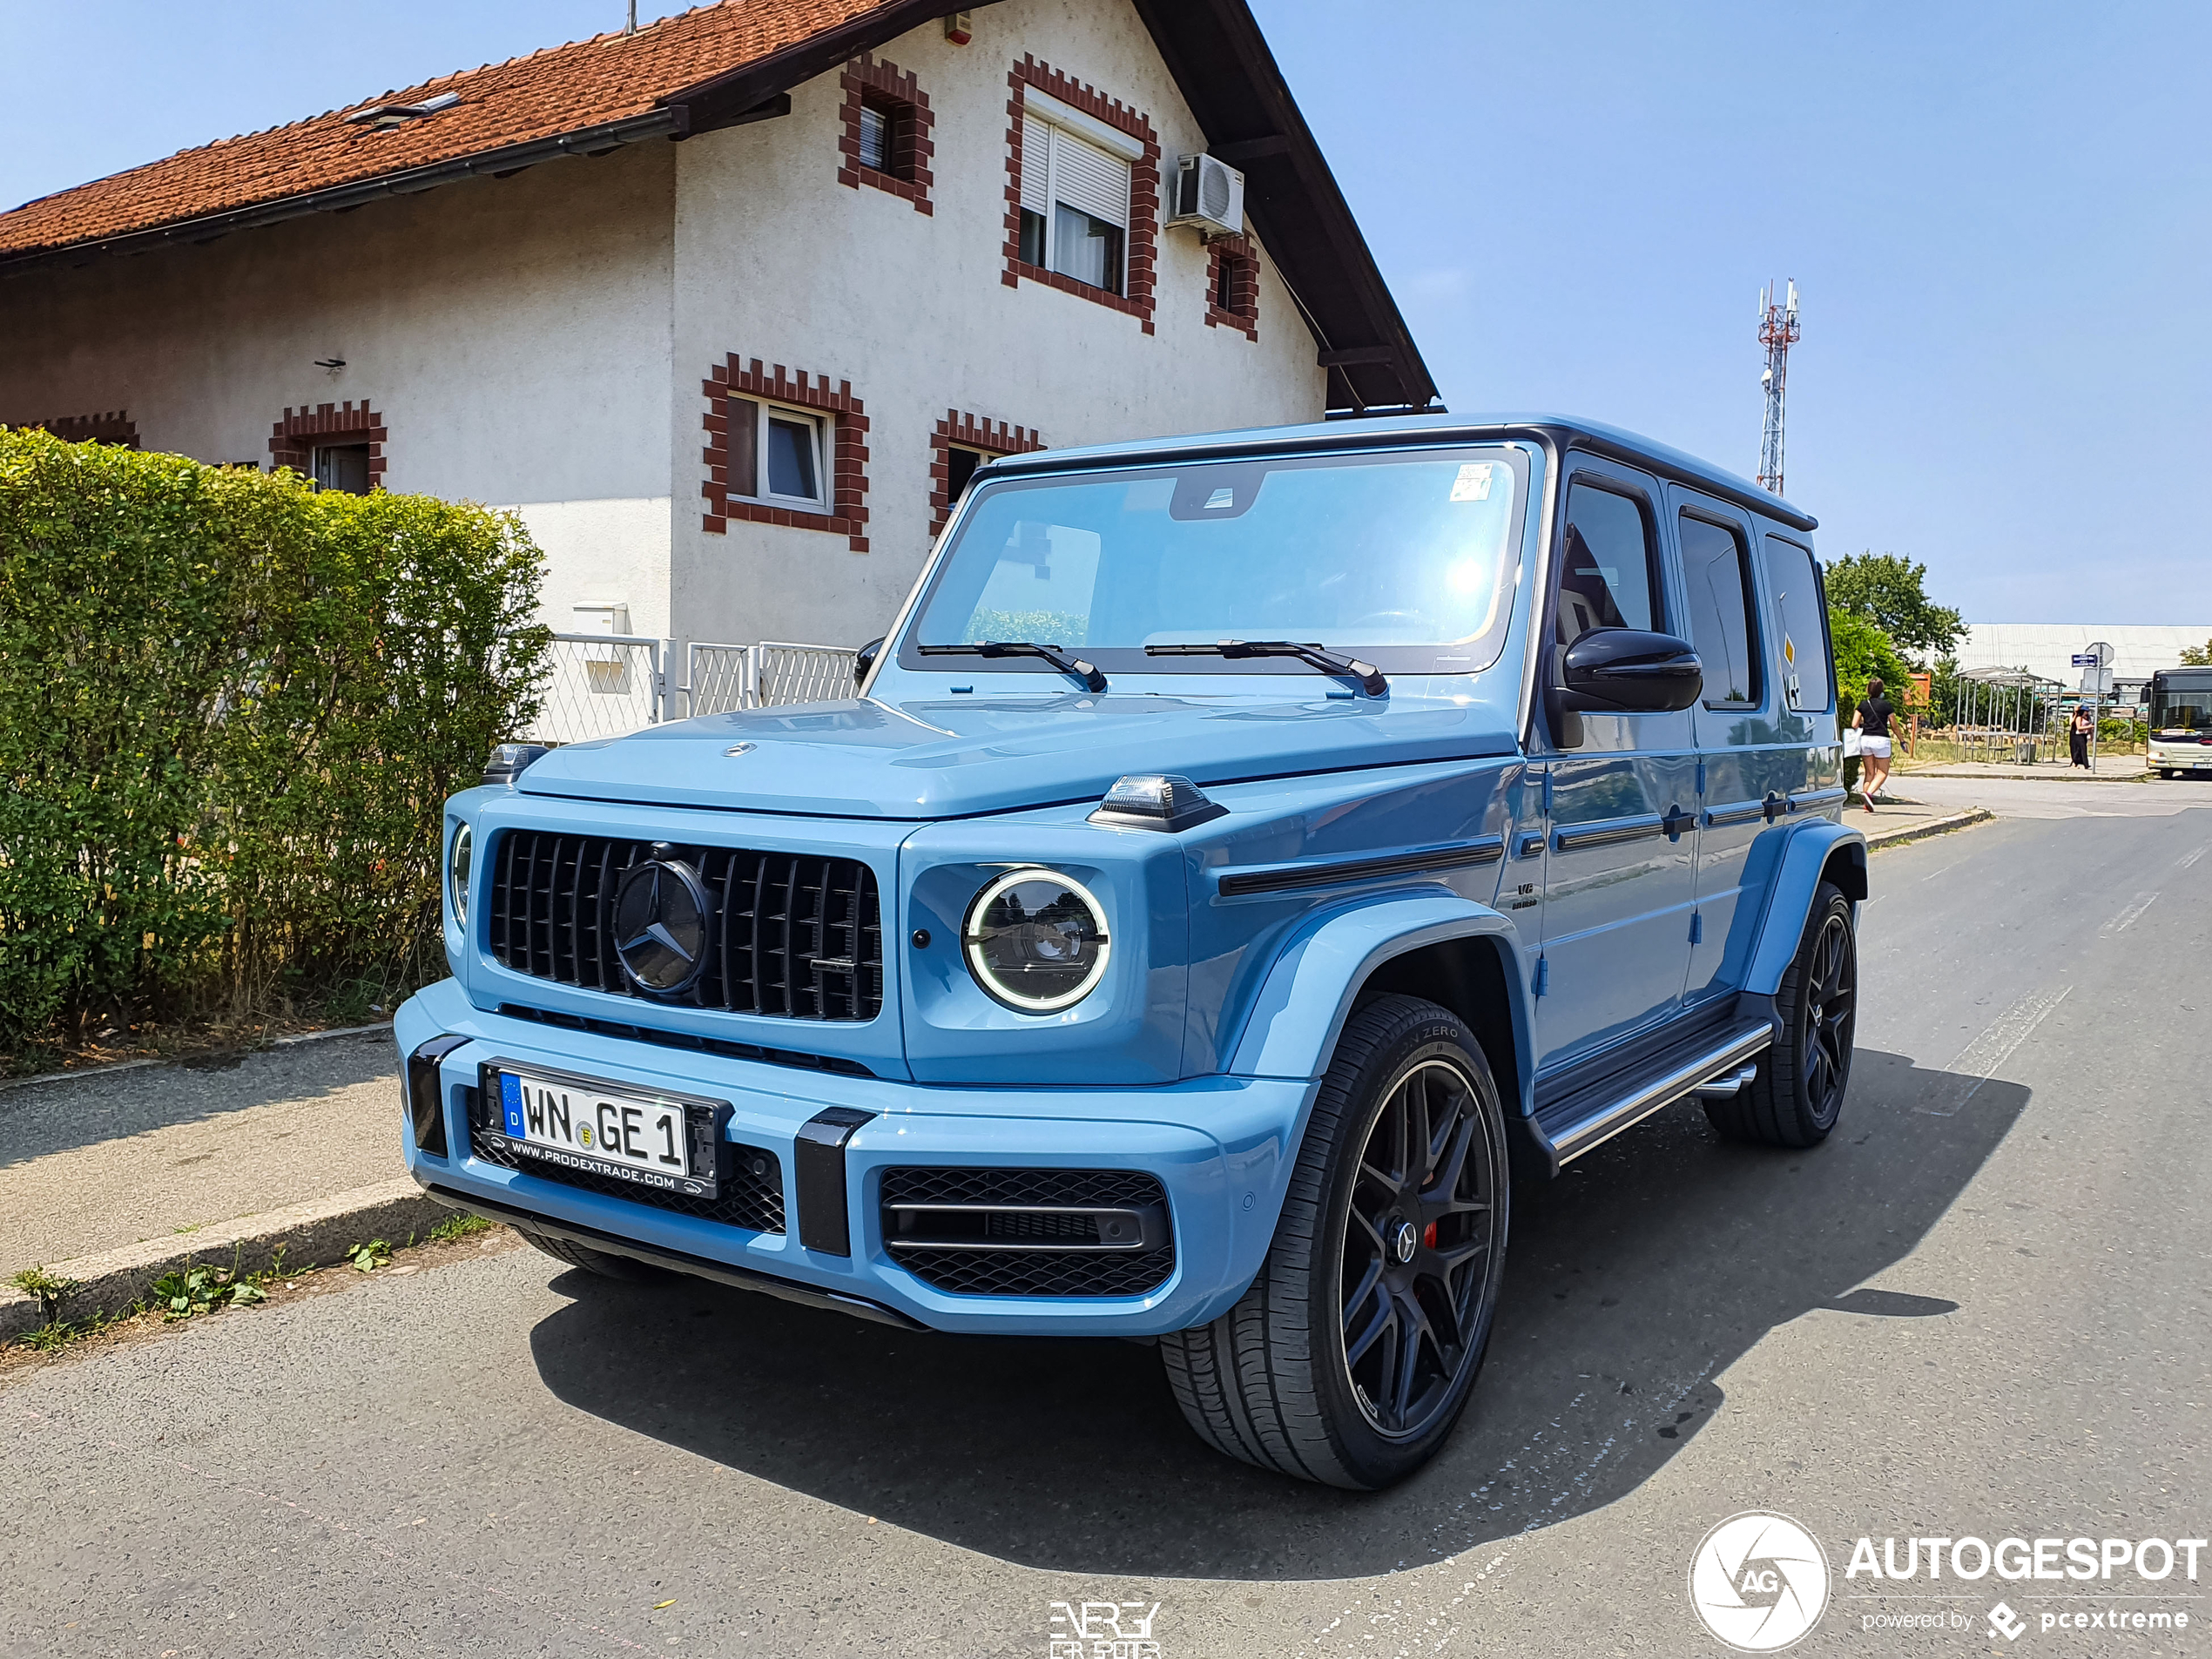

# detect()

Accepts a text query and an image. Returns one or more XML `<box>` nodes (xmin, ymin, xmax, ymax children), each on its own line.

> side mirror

<box><xmin>1557</xmin><ymin>629</ymin><xmax>1703</xmax><ymax>713</ymax></box>
<box><xmin>853</xmin><ymin>637</ymin><xmax>884</xmax><ymax>689</ymax></box>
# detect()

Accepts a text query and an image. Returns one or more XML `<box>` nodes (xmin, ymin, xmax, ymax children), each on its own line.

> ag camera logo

<box><xmin>1689</xmin><ymin>1512</ymin><xmax>1831</xmax><ymax>1651</ymax></box>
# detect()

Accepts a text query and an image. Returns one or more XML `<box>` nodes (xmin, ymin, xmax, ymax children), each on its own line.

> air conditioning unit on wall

<box><xmin>1169</xmin><ymin>153</ymin><xmax>1244</xmax><ymax>237</ymax></box>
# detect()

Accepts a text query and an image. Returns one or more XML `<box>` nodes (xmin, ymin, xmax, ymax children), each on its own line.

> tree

<box><xmin>2181</xmin><ymin>638</ymin><xmax>2212</xmax><ymax>667</ymax></box>
<box><xmin>1828</xmin><ymin>609</ymin><xmax>1912</xmax><ymax>718</ymax></box>
<box><xmin>1824</xmin><ymin>552</ymin><xmax>1965</xmax><ymax>664</ymax></box>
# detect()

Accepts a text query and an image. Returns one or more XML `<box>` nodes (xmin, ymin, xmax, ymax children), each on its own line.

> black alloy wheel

<box><xmin>1340</xmin><ymin>1057</ymin><xmax>1502</xmax><ymax>1438</ymax></box>
<box><xmin>1797</xmin><ymin>906</ymin><xmax>1856</xmax><ymax>1125</ymax></box>
<box><xmin>1160</xmin><ymin>995</ymin><xmax>1510</xmax><ymax>1488</ymax></box>
<box><xmin>1707</xmin><ymin>880</ymin><xmax>1858</xmax><ymax>1148</ymax></box>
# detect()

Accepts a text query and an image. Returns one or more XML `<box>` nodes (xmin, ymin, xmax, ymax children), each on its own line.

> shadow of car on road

<box><xmin>527</xmin><ymin>1048</ymin><xmax>2027</xmax><ymax>1579</ymax></box>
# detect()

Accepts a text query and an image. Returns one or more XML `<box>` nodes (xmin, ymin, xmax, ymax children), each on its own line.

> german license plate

<box><xmin>488</xmin><ymin>1064</ymin><xmax>717</xmax><ymax>1197</ymax></box>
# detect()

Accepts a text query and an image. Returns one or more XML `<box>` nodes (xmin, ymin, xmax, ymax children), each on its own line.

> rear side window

<box><xmin>1764</xmin><ymin>536</ymin><xmax>1831</xmax><ymax>711</ymax></box>
<box><xmin>1556</xmin><ymin>482</ymin><xmax>1661</xmax><ymax>643</ymax></box>
<box><xmin>1679</xmin><ymin>512</ymin><xmax>1760</xmax><ymax>706</ymax></box>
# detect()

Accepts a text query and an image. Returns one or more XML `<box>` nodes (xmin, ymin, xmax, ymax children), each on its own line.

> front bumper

<box><xmin>395</xmin><ymin>979</ymin><xmax>1315</xmax><ymax>1336</ymax></box>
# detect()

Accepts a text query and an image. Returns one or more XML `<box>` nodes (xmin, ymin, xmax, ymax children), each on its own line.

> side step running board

<box><xmin>1535</xmin><ymin>1022</ymin><xmax>1775</xmax><ymax>1171</ymax></box>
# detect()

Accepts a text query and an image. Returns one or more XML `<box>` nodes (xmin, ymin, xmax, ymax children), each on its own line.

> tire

<box><xmin>1706</xmin><ymin>880</ymin><xmax>1856</xmax><ymax>1148</ymax></box>
<box><xmin>1159</xmin><ymin>995</ymin><xmax>1510</xmax><ymax>1489</ymax></box>
<box><xmin>515</xmin><ymin>1225</ymin><xmax>669</xmax><ymax>1283</ymax></box>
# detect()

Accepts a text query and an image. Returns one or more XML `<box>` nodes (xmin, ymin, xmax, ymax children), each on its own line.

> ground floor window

<box><xmin>930</xmin><ymin>409</ymin><xmax>1046</xmax><ymax>537</ymax></box>
<box><xmin>269</xmin><ymin>401</ymin><xmax>385</xmax><ymax>490</ymax></box>
<box><xmin>701</xmin><ymin>357</ymin><xmax>869</xmax><ymax>551</ymax></box>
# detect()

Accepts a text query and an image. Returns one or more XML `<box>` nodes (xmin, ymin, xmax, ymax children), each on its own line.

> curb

<box><xmin>1898</xmin><ymin>769</ymin><xmax>2148</xmax><ymax>784</ymax></box>
<box><xmin>1865</xmin><ymin>806</ymin><xmax>1994</xmax><ymax>851</ymax></box>
<box><xmin>3</xmin><ymin>1177</ymin><xmax>448</xmax><ymax>1341</ymax></box>
<box><xmin>0</xmin><ymin>1021</ymin><xmax>394</xmax><ymax>1097</ymax></box>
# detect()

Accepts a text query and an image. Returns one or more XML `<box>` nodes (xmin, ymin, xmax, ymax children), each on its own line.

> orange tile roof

<box><xmin>0</xmin><ymin>0</ymin><xmax>892</xmax><ymax>260</ymax></box>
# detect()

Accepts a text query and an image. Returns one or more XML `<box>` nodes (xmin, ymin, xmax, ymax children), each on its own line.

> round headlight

<box><xmin>449</xmin><ymin>824</ymin><xmax>473</xmax><ymax>927</ymax></box>
<box><xmin>962</xmin><ymin>869</ymin><xmax>1110</xmax><ymax>1012</ymax></box>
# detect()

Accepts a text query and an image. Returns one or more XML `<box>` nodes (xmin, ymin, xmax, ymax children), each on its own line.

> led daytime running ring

<box><xmin>962</xmin><ymin>868</ymin><xmax>1111</xmax><ymax>1012</ymax></box>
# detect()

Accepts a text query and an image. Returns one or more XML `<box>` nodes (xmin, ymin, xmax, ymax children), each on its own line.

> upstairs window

<box><xmin>1018</xmin><ymin>94</ymin><xmax>1139</xmax><ymax>296</ymax></box>
<box><xmin>838</xmin><ymin>54</ymin><xmax>934</xmax><ymax>212</ymax></box>
<box><xmin>726</xmin><ymin>398</ymin><xmax>827</xmax><ymax>510</ymax></box>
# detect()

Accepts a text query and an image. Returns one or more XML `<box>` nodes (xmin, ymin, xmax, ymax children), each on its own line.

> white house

<box><xmin>0</xmin><ymin>0</ymin><xmax>1435</xmax><ymax>688</ymax></box>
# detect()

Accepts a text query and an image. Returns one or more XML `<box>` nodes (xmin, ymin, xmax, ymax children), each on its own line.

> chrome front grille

<box><xmin>486</xmin><ymin>831</ymin><xmax>883</xmax><ymax>1021</ymax></box>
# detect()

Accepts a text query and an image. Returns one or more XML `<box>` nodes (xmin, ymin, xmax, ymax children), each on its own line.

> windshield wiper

<box><xmin>917</xmin><ymin>641</ymin><xmax>1107</xmax><ymax>693</ymax></box>
<box><xmin>1146</xmin><ymin>639</ymin><xmax>1388</xmax><ymax>697</ymax></box>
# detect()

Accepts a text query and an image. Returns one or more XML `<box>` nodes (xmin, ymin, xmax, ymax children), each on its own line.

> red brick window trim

<box><xmin>930</xmin><ymin>409</ymin><xmax>1045</xmax><ymax>537</ymax></box>
<box><xmin>270</xmin><ymin>401</ymin><xmax>386</xmax><ymax>489</ymax></box>
<box><xmin>30</xmin><ymin>409</ymin><xmax>138</xmax><ymax>448</ymax></box>
<box><xmin>1204</xmin><ymin>233</ymin><xmax>1261</xmax><ymax>341</ymax></box>
<box><xmin>1001</xmin><ymin>57</ymin><xmax>1159</xmax><ymax>334</ymax></box>
<box><xmin>837</xmin><ymin>53</ymin><xmax>934</xmax><ymax>214</ymax></box>
<box><xmin>701</xmin><ymin>357</ymin><xmax>870</xmax><ymax>552</ymax></box>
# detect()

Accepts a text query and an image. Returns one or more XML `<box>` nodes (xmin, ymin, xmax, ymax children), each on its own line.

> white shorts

<box><xmin>1860</xmin><ymin>736</ymin><xmax>1892</xmax><ymax>758</ymax></box>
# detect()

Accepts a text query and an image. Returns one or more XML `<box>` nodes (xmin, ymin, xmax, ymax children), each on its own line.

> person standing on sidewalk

<box><xmin>1853</xmin><ymin>678</ymin><xmax>1895</xmax><ymax>812</ymax></box>
<box><xmin>2069</xmin><ymin>704</ymin><xmax>2094</xmax><ymax>769</ymax></box>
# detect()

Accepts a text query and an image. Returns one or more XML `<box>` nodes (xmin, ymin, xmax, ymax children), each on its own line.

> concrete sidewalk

<box><xmin>0</xmin><ymin>1028</ymin><xmax>451</xmax><ymax>1336</ymax></box>
<box><xmin>0</xmin><ymin>1029</ymin><xmax>407</xmax><ymax>1274</ymax></box>
<box><xmin>1898</xmin><ymin>753</ymin><xmax>2149</xmax><ymax>782</ymax></box>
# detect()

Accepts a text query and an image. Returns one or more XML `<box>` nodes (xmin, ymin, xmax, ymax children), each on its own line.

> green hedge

<box><xmin>0</xmin><ymin>428</ymin><xmax>550</xmax><ymax>1055</ymax></box>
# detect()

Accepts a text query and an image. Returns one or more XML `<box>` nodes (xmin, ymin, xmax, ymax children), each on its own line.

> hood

<box><xmin>516</xmin><ymin>692</ymin><xmax>1521</xmax><ymax>819</ymax></box>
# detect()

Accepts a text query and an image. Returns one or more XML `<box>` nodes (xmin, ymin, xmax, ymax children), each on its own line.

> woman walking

<box><xmin>1853</xmin><ymin>678</ymin><xmax>1895</xmax><ymax>813</ymax></box>
<box><xmin>2069</xmin><ymin>704</ymin><xmax>2094</xmax><ymax>769</ymax></box>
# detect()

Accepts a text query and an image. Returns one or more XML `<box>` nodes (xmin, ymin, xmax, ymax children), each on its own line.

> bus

<box><xmin>2148</xmin><ymin>667</ymin><xmax>2212</xmax><ymax>778</ymax></box>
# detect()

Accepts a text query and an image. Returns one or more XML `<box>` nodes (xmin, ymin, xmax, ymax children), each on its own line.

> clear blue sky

<box><xmin>5</xmin><ymin>0</ymin><xmax>2206</xmax><ymax>624</ymax></box>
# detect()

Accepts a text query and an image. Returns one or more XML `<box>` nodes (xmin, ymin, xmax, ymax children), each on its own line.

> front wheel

<box><xmin>1707</xmin><ymin>880</ymin><xmax>1857</xmax><ymax>1148</ymax></box>
<box><xmin>1160</xmin><ymin>995</ymin><xmax>1510</xmax><ymax>1488</ymax></box>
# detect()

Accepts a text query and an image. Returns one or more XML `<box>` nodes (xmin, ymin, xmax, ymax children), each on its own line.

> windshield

<box><xmin>2150</xmin><ymin>677</ymin><xmax>2212</xmax><ymax>732</ymax></box>
<box><xmin>900</xmin><ymin>446</ymin><xmax>1529</xmax><ymax>679</ymax></box>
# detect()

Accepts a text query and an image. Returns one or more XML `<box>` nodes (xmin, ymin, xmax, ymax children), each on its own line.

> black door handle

<box><xmin>1662</xmin><ymin>805</ymin><xmax>1693</xmax><ymax>841</ymax></box>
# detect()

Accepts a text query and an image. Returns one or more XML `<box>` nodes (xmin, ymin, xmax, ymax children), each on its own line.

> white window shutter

<box><xmin>1051</xmin><ymin>127</ymin><xmax>1130</xmax><ymax>229</ymax></box>
<box><xmin>1020</xmin><ymin>113</ymin><xmax>1051</xmax><ymax>217</ymax></box>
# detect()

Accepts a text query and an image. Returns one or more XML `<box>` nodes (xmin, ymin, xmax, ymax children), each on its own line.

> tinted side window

<box><xmin>1679</xmin><ymin>513</ymin><xmax>1760</xmax><ymax>705</ymax></box>
<box><xmin>1764</xmin><ymin>536</ymin><xmax>1832</xmax><ymax>711</ymax></box>
<box><xmin>1556</xmin><ymin>482</ymin><xmax>1661</xmax><ymax>644</ymax></box>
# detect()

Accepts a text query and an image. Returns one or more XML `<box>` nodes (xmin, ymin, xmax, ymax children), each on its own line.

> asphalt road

<box><xmin>4</xmin><ymin>783</ymin><xmax>2208</xmax><ymax>1659</ymax></box>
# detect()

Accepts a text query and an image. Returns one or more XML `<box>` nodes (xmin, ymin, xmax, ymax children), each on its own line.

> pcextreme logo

<box><xmin>1688</xmin><ymin>1512</ymin><xmax>1832</xmax><ymax>1652</ymax></box>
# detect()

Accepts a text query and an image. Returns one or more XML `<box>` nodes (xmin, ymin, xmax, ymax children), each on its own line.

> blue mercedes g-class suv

<box><xmin>399</xmin><ymin>414</ymin><xmax>1863</xmax><ymax>1489</ymax></box>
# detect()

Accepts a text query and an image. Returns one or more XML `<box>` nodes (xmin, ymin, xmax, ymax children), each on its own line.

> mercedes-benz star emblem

<box><xmin>724</xmin><ymin>742</ymin><xmax>754</xmax><ymax>756</ymax></box>
<box><xmin>612</xmin><ymin>858</ymin><xmax>711</xmax><ymax>994</ymax></box>
<box><xmin>1393</xmin><ymin>1222</ymin><xmax>1419</xmax><ymax>1264</ymax></box>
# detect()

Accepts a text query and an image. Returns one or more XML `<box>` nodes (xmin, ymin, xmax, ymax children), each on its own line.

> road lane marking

<box><xmin>2102</xmin><ymin>891</ymin><xmax>2160</xmax><ymax>934</ymax></box>
<box><xmin>1917</xmin><ymin>986</ymin><xmax>2073</xmax><ymax>1116</ymax></box>
<box><xmin>2179</xmin><ymin>844</ymin><xmax>2206</xmax><ymax>871</ymax></box>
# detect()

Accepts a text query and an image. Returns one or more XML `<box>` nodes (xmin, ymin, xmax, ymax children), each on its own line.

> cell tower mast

<box><xmin>1757</xmin><ymin>278</ymin><xmax>1799</xmax><ymax>496</ymax></box>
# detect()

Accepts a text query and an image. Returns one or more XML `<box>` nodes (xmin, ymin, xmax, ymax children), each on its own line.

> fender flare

<box><xmin>1743</xmin><ymin>820</ymin><xmax>1867</xmax><ymax>995</ymax></box>
<box><xmin>1226</xmin><ymin>891</ymin><xmax>1529</xmax><ymax>1096</ymax></box>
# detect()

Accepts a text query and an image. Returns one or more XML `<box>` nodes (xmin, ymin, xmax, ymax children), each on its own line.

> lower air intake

<box><xmin>880</xmin><ymin>1168</ymin><xmax>1175</xmax><ymax>1297</ymax></box>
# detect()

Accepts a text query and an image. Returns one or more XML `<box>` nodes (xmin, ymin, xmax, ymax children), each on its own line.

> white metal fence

<box><xmin>684</xmin><ymin>640</ymin><xmax>860</xmax><ymax>717</ymax></box>
<box><xmin>518</xmin><ymin>634</ymin><xmax>861</xmax><ymax>742</ymax></box>
<box><xmin>520</xmin><ymin>633</ymin><xmax>666</xmax><ymax>744</ymax></box>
